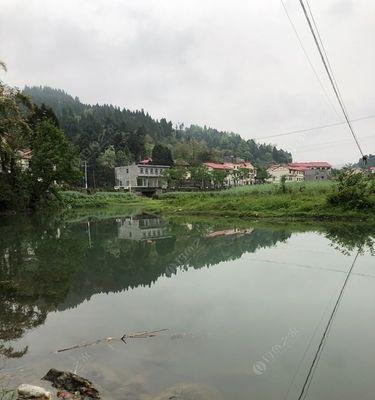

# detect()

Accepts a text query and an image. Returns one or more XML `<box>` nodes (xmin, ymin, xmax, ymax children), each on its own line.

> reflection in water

<box><xmin>117</xmin><ymin>215</ymin><xmax>170</xmax><ymax>241</ymax></box>
<box><xmin>0</xmin><ymin>215</ymin><xmax>294</xmax><ymax>360</ymax></box>
<box><xmin>0</xmin><ymin>214</ymin><xmax>374</xmax><ymax>399</ymax></box>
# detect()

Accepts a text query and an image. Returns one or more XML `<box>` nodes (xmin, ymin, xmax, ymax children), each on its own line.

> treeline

<box><xmin>24</xmin><ymin>86</ymin><xmax>292</xmax><ymax>187</ymax></box>
<box><xmin>0</xmin><ymin>69</ymin><xmax>80</xmax><ymax>211</ymax></box>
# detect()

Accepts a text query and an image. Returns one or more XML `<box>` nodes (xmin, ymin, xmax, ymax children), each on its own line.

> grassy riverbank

<box><xmin>60</xmin><ymin>181</ymin><xmax>375</xmax><ymax>221</ymax></box>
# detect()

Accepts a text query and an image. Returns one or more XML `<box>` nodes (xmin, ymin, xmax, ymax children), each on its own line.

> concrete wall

<box><xmin>304</xmin><ymin>168</ymin><xmax>331</xmax><ymax>181</ymax></box>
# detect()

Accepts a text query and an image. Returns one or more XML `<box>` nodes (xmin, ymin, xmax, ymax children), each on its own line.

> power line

<box><xmin>254</xmin><ymin>113</ymin><xmax>375</xmax><ymax>140</ymax></box>
<box><xmin>297</xmin><ymin>250</ymin><xmax>360</xmax><ymax>400</ymax></box>
<box><xmin>279</xmin><ymin>0</ymin><xmax>341</xmax><ymax>119</ymax></box>
<box><xmin>293</xmin><ymin>133</ymin><xmax>374</xmax><ymax>152</ymax></box>
<box><xmin>298</xmin><ymin>0</ymin><xmax>365</xmax><ymax>158</ymax></box>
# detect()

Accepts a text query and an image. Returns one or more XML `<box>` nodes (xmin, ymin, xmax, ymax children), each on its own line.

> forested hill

<box><xmin>24</xmin><ymin>86</ymin><xmax>291</xmax><ymax>166</ymax></box>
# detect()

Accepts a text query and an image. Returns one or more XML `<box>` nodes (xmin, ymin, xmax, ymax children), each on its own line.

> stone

<box><xmin>42</xmin><ymin>369</ymin><xmax>100</xmax><ymax>399</ymax></box>
<box><xmin>17</xmin><ymin>384</ymin><xmax>52</xmax><ymax>399</ymax></box>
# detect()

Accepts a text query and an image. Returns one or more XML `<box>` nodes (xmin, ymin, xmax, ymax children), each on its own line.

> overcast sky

<box><xmin>0</xmin><ymin>0</ymin><xmax>374</xmax><ymax>165</ymax></box>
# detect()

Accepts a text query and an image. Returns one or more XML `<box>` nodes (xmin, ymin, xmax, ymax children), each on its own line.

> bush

<box><xmin>327</xmin><ymin>171</ymin><xmax>374</xmax><ymax>209</ymax></box>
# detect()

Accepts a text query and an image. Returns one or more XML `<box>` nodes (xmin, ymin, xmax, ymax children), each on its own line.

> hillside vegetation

<box><xmin>24</xmin><ymin>86</ymin><xmax>292</xmax><ymax>188</ymax></box>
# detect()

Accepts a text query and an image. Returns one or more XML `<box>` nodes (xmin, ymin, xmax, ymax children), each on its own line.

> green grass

<box><xmin>59</xmin><ymin>181</ymin><xmax>375</xmax><ymax>221</ymax></box>
<box><xmin>155</xmin><ymin>181</ymin><xmax>374</xmax><ymax>221</ymax></box>
<box><xmin>159</xmin><ymin>180</ymin><xmax>336</xmax><ymax>199</ymax></box>
<box><xmin>60</xmin><ymin>190</ymin><xmax>143</xmax><ymax>208</ymax></box>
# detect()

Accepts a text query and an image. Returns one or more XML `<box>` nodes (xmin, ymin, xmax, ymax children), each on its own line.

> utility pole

<box><xmin>83</xmin><ymin>160</ymin><xmax>88</xmax><ymax>190</ymax></box>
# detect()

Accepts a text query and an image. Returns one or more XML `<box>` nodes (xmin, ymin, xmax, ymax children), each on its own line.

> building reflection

<box><xmin>117</xmin><ymin>215</ymin><xmax>170</xmax><ymax>241</ymax></box>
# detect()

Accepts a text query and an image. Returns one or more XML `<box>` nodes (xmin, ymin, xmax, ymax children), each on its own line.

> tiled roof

<box><xmin>139</xmin><ymin>158</ymin><xmax>152</xmax><ymax>165</ymax></box>
<box><xmin>203</xmin><ymin>162</ymin><xmax>232</xmax><ymax>170</ymax></box>
<box><xmin>204</xmin><ymin>162</ymin><xmax>254</xmax><ymax>170</ymax></box>
<box><xmin>267</xmin><ymin>164</ymin><xmax>286</xmax><ymax>171</ymax></box>
<box><xmin>288</xmin><ymin>166</ymin><xmax>306</xmax><ymax>171</ymax></box>
<box><xmin>289</xmin><ymin>162</ymin><xmax>332</xmax><ymax>168</ymax></box>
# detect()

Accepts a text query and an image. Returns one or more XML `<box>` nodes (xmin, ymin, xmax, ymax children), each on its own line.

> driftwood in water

<box><xmin>55</xmin><ymin>329</ymin><xmax>168</xmax><ymax>353</ymax></box>
<box><xmin>42</xmin><ymin>368</ymin><xmax>100</xmax><ymax>399</ymax></box>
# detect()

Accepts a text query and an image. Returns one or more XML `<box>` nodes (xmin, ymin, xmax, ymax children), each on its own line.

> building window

<box><xmin>140</xmin><ymin>168</ymin><xmax>143</xmax><ymax>174</ymax></box>
<box><xmin>126</xmin><ymin>168</ymin><xmax>129</xmax><ymax>174</ymax></box>
<box><xmin>150</xmin><ymin>168</ymin><xmax>154</xmax><ymax>173</ymax></box>
<box><xmin>155</xmin><ymin>168</ymin><xmax>158</xmax><ymax>174</ymax></box>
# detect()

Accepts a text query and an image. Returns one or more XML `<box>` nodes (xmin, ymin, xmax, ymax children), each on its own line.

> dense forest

<box><xmin>24</xmin><ymin>86</ymin><xmax>292</xmax><ymax>187</ymax></box>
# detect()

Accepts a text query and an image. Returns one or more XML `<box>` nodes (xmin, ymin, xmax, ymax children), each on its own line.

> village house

<box><xmin>0</xmin><ymin>148</ymin><xmax>32</xmax><ymax>173</ymax></box>
<box><xmin>114</xmin><ymin>162</ymin><xmax>170</xmax><ymax>190</ymax></box>
<box><xmin>288</xmin><ymin>162</ymin><xmax>332</xmax><ymax>181</ymax></box>
<box><xmin>267</xmin><ymin>164</ymin><xmax>305</xmax><ymax>183</ymax></box>
<box><xmin>267</xmin><ymin>162</ymin><xmax>332</xmax><ymax>183</ymax></box>
<box><xmin>17</xmin><ymin>149</ymin><xmax>32</xmax><ymax>171</ymax></box>
<box><xmin>203</xmin><ymin>162</ymin><xmax>256</xmax><ymax>187</ymax></box>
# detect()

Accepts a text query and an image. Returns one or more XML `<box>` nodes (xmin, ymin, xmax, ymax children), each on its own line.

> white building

<box><xmin>267</xmin><ymin>164</ymin><xmax>305</xmax><ymax>183</ymax></box>
<box><xmin>114</xmin><ymin>163</ymin><xmax>170</xmax><ymax>190</ymax></box>
<box><xmin>203</xmin><ymin>162</ymin><xmax>256</xmax><ymax>186</ymax></box>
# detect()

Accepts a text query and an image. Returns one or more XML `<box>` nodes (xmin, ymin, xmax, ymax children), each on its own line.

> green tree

<box><xmin>98</xmin><ymin>145</ymin><xmax>116</xmax><ymax>169</ymax></box>
<box><xmin>163</xmin><ymin>167</ymin><xmax>186</xmax><ymax>188</ymax></box>
<box><xmin>190</xmin><ymin>165</ymin><xmax>211</xmax><ymax>189</ymax></box>
<box><xmin>212</xmin><ymin>170</ymin><xmax>227</xmax><ymax>189</ymax></box>
<box><xmin>279</xmin><ymin>175</ymin><xmax>287</xmax><ymax>193</ymax></box>
<box><xmin>0</xmin><ymin>64</ymin><xmax>34</xmax><ymax>210</ymax></box>
<box><xmin>255</xmin><ymin>166</ymin><xmax>270</xmax><ymax>183</ymax></box>
<box><xmin>28</xmin><ymin>120</ymin><xmax>80</xmax><ymax>208</ymax></box>
<box><xmin>152</xmin><ymin>144</ymin><xmax>174</xmax><ymax>166</ymax></box>
<box><xmin>127</xmin><ymin>127</ymin><xmax>146</xmax><ymax>161</ymax></box>
<box><xmin>327</xmin><ymin>170</ymin><xmax>375</xmax><ymax>210</ymax></box>
<box><xmin>28</xmin><ymin>103</ymin><xmax>59</xmax><ymax>130</ymax></box>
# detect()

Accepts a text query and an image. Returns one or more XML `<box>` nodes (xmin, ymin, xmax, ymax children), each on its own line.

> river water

<box><xmin>0</xmin><ymin>213</ymin><xmax>374</xmax><ymax>399</ymax></box>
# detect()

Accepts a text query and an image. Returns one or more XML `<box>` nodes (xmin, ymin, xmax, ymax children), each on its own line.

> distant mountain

<box><xmin>24</xmin><ymin>86</ymin><xmax>292</xmax><ymax>187</ymax></box>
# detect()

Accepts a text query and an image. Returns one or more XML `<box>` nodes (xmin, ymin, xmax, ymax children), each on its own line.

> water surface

<box><xmin>0</xmin><ymin>214</ymin><xmax>374</xmax><ymax>399</ymax></box>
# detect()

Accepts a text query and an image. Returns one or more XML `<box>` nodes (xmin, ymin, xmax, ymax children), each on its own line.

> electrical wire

<box><xmin>279</xmin><ymin>0</ymin><xmax>341</xmax><ymax>119</ymax></box>
<box><xmin>297</xmin><ymin>250</ymin><xmax>360</xmax><ymax>400</ymax></box>
<box><xmin>254</xmin><ymin>114</ymin><xmax>375</xmax><ymax>140</ymax></box>
<box><xmin>298</xmin><ymin>0</ymin><xmax>365</xmax><ymax>158</ymax></box>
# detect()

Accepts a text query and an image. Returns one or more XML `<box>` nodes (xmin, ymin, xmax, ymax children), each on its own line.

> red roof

<box><xmin>139</xmin><ymin>158</ymin><xmax>152</xmax><ymax>165</ymax></box>
<box><xmin>203</xmin><ymin>162</ymin><xmax>231</xmax><ymax>170</ymax></box>
<box><xmin>237</xmin><ymin>162</ymin><xmax>254</xmax><ymax>168</ymax></box>
<box><xmin>289</xmin><ymin>162</ymin><xmax>331</xmax><ymax>168</ymax></box>
<box><xmin>203</xmin><ymin>162</ymin><xmax>254</xmax><ymax>170</ymax></box>
<box><xmin>289</xmin><ymin>166</ymin><xmax>306</xmax><ymax>172</ymax></box>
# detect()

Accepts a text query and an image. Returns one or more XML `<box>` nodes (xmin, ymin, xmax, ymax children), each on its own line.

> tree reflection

<box><xmin>0</xmin><ymin>214</ymin><xmax>374</xmax><ymax>359</ymax></box>
<box><xmin>324</xmin><ymin>223</ymin><xmax>375</xmax><ymax>256</ymax></box>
